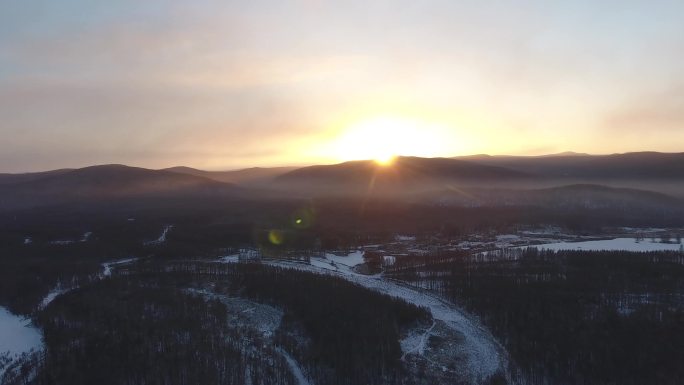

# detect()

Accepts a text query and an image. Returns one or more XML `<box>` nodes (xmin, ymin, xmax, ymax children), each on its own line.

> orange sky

<box><xmin>1</xmin><ymin>1</ymin><xmax>683</xmax><ymax>172</ymax></box>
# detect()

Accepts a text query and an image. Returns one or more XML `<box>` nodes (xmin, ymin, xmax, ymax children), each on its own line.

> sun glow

<box><xmin>327</xmin><ymin>116</ymin><xmax>455</xmax><ymax>163</ymax></box>
<box><xmin>375</xmin><ymin>153</ymin><xmax>396</xmax><ymax>166</ymax></box>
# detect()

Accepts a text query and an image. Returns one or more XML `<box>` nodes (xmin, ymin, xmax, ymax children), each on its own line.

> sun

<box><xmin>375</xmin><ymin>153</ymin><xmax>396</xmax><ymax>166</ymax></box>
<box><xmin>328</xmin><ymin>116</ymin><xmax>451</xmax><ymax>164</ymax></box>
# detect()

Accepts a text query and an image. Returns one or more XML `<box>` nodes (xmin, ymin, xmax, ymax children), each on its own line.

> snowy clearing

<box><xmin>525</xmin><ymin>238</ymin><xmax>683</xmax><ymax>252</ymax></box>
<box><xmin>323</xmin><ymin>250</ymin><xmax>365</xmax><ymax>267</ymax></box>
<box><xmin>190</xmin><ymin>289</ymin><xmax>312</xmax><ymax>385</ymax></box>
<box><xmin>189</xmin><ymin>289</ymin><xmax>283</xmax><ymax>338</ymax></box>
<box><xmin>0</xmin><ymin>308</ymin><xmax>41</xmax><ymax>355</ymax></box>
<box><xmin>0</xmin><ymin>307</ymin><xmax>42</xmax><ymax>378</ymax></box>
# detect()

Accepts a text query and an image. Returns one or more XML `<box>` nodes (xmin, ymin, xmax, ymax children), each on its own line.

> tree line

<box><xmin>387</xmin><ymin>248</ymin><xmax>684</xmax><ymax>385</ymax></box>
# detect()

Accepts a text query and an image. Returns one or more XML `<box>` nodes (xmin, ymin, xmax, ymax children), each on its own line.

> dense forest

<box><xmin>5</xmin><ymin>281</ymin><xmax>292</xmax><ymax>385</ymax></box>
<box><xmin>3</xmin><ymin>262</ymin><xmax>430</xmax><ymax>385</ymax></box>
<box><xmin>3</xmin><ymin>197</ymin><xmax>683</xmax><ymax>315</ymax></box>
<box><xmin>387</xmin><ymin>249</ymin><xmax>684</xmax><ymax>385</ymax></box>
<box><xmin>3</xmin><ymin>199</ymin><xmax>684</xmax><ymax>384</ymax></box>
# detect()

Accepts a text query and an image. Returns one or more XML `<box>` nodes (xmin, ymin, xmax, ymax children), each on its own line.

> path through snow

<box><xmin>277</xmin><ymin>348</ymin><xmax>312</xmax><ymax>385</ymax></box>
<box><xmin>266</xmin><ymin>257</ymin><xmax>509</xmax><ymax>384</ymax></box>
<box><xmin>145</xmin><ymin>225</ymin><xmax>173</xmax><ymax>245</ymax></box>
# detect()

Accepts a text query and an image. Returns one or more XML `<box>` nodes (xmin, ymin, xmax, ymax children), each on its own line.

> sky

<box><xmin>1</xmin><ymin>0</ymin><xmax>683</xmax><ymax>172</ymax></box>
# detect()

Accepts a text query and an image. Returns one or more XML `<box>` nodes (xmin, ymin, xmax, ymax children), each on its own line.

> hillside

<box><xmin>0</xmin><ymin>169</ymin><xmax>74</xmax><ymax>185</ymax></box>
<box><xmin>163</xmin><ymin>166</ymin><xmax>297</xmax><ymax>185</ymax></box>
<box><xmin>276</xmin><ymin>156</ymin><xmax>530</xmax><ymax>193</ymax></box>
<box><xmin>458</xmin><ymin>152</ymin><xmax>684</xmax><ymax>179</ymax></box>
<box><xmin>426</xmin><ymin>184</ymin><xmax>684</xmax><ymax>212</ymax></box>
<box><xmin>0</xmin><ymin>165</ymin><xmax>242</xmax><ymax>210</ymax></box>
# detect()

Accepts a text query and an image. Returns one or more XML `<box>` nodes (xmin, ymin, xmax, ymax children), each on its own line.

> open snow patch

<box><xmin>0</xmin><ymin>308</ymin><xmax>41</xmax><ymax>355</ymax></box>
<box><xmin>0</xmin><ymin>307</ymin><xmax>42</xmax><ymax>378</ymax></box>
<box><xmin>102</xmin><ymin>258</ymin><xmax>138</xmax><ymax>277</ymax></box>
<box><xmin>324</xmin><ymin>250</ymin><xmax>365</xmax><ymax>267</ymax></box>
<box><xmin>526</xmin><ymin>238</ymin><xmax>683</xmax><ymax>252</ymax></box>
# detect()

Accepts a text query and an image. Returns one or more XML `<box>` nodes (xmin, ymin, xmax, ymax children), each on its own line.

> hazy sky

<box><xmin>1</xmin><ymin>0</ymin><xmax>683</xmax><ymax>172</ymax></box>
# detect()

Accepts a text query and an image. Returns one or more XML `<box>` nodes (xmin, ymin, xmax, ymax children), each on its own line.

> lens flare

<box><xmin>268</xmin><ymin>229</ymin><xmax>284</xmax><ymax>245</ymax></box>
<box><xmin>292</xmin><ymin>207</ymin><xmax>315</xmax><ymax>229</ymax></box>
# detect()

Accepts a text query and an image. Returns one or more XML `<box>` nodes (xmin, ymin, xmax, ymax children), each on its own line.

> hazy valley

<box><xmin>1</xmin><ymin>152</ymin><xmax>683</xmax><ymax>384</ymax></box>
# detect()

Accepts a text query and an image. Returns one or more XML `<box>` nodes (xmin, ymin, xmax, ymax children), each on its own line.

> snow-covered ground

<box><xmin>189</xmin><ymin>289</ymin><xmax>313</xmax><ymax>385</ymax></box>
<box><xmin>307</xmin><ymin>251</ymin><xmax>370</xmax><ymax>273</ymax></box>
<box><xmin>217</xmin><ymin>254</ymin><xmax>240</xmax><ymax>264</ymax></box>
<box><xmin>496</xmin><ymin>234</ymin><xmax>520</xmax><ymax>242</ymax></box>
<box><xmin>101</xmin><ymin>258</ymin><xmax>139</xmax><ymax>277</ymax></box>
<box><xmin>0</xmin><ymin>308</ymin><xmax>41</xmax><ymax>354</ymax></box>
<box><xmin>50</xmin><ymin>240</ymin><xmax>74</xmax><ymax>245</ymax></box>
<box><xmin>38</xmin><ymin>258</ymin><xmax>139</xmax><ymax>312</ymax></box>
<box><xmin>383</xmin><ymin>255</ymin><xmax>397</xmax><ymax>266</ymax></box>
<box><xmin>277</xmin><ymin>348</ymin><xmax>312</xmax><ymax>385</ymax></box>
<box><xmin>525</xmin><ymin>238</ymin><xmax>683</xmax><ymax>252</ymax></box>
<box><xmin>144</xmin><ymin>225</ymin><xmax>173</xmax><ymax>245</ymax></box>
<box><xmin>323</xmin><ymin>251</ymin><xmax>365</xmax><ymax>267</ymax></box>
<box><xmin>267</xmin><ymin>253</ymin><xmax>508</xmax><ymax>384</ymax></box>
<box><xmin>39</xmin><ymin>287</ymin><xmax>69</xmax><ymax>309</ymax></box>
<box><xmin>189</xmin><ymin>289</ymin><xmax>283</xmax><ymax>338</ymax></box>
<box><xmin>0</xmin><ymin>307</ymin><xmax>42</xmax><ymax>377</ymax></box>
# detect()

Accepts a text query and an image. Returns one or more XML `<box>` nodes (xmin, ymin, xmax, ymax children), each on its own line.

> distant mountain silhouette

<box><xmin>0</xmin><ymin>169</ymin><xmax>74</xmax><ymax>185</ymax></box>
<box><xmin>163</xmin><ymin>166</ymin><xmax>297</xmax><ymax>185</ymax></box>
<box><xmin>458</xmin><ymin>152</ymin><xmax>684</xmax><ymax>179</ymax></box>
<box><xmin>538</xmin><ymin>151</ymin><xmax>590</xmax><ymax>157</ymax></box>
<box><xmin>0</xmin><ymin>165</ymin><xmax>242</xmax><ymax>210</ymax></box>
<box><xmin>2</xmin><ymin>152</ymin><xmax>683</xmax><ymax>211</ymax></box>
<box><xmin>428</xmin><ymin>184</ymin><xmax>683</xmax><ymax>211</ymax></box>
<box><xmin>276</xmin><ymin>156</ymin><xmax>530</xmax><ymax>192</ymax></box>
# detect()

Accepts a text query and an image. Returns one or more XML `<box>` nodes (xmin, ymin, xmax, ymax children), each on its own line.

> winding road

<box><xmin>265</xmin><ymin>256</ymin><xmax>511</xmax><ymax>385</ymax></box>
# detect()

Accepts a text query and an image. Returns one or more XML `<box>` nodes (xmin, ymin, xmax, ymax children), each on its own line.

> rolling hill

<box><xmin>0</xmin><ymin>169</ymin><xmax>74</xmax><ymax>185</ymax></box>
<box><xmin>0</xmin><ymin>165</ymin><xmax>243</xmax><ymax>210</ymax></box>
<box><xmin>163</xmin><ymin>166</ymin><xmax>297</xmax><ymax>185</ymax></box>
<box><xmin>2</xmin><ymin>152</ymin><xmax>683</xmax><ymax>211</ymax></box>
<box><xmin>425</xmin><ymin>184</ymin><xmax>684</xmax><ymax>212</ymax></box>
<box><xmin>275</xmin><ymin>156</ymin><xmax>531</xmax><ymax>193</ymax></box>
<box><xmin>458</xmin><ymin>152</ymin><xmax>684</xmax><ymax>180</ymax></box>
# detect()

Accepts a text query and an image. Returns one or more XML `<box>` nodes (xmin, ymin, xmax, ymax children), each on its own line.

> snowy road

<box><xmin>277</xmin><ymin>348</ymin><xmax>312</xmax><ymax>385</ymax></box>
<box><xmin>265</xmin><ymin>257</ymin><xmax>509</xmax><ymax>385</ymax></box>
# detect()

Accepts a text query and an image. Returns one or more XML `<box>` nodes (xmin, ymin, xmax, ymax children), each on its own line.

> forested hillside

<box><xmin>3</xmin><ymin>263</ymin><xmax>430</xmax><ymax>385</ymax></box>
<box><xmin>387</xmin><ymin>249</ymin><xmax>684</xmax><ymax>385</ymax></box>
